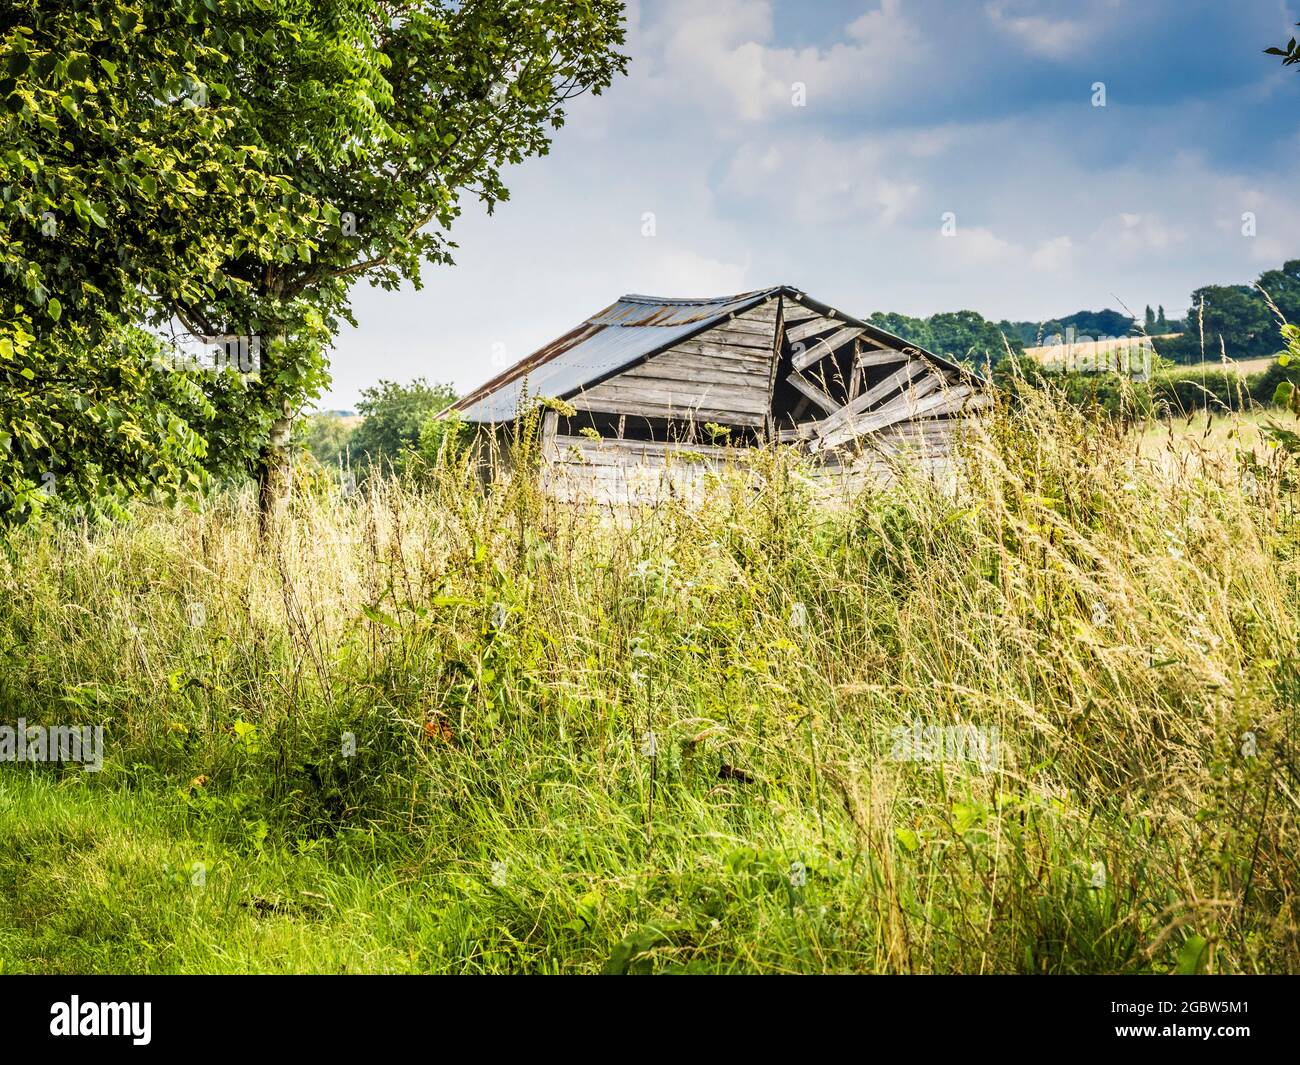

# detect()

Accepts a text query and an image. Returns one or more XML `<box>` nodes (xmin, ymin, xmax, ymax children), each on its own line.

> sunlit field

<box><xmin>2</xmin><ymin>387</ymin><xmax>1296</xmax><ymax>974</ymax></box>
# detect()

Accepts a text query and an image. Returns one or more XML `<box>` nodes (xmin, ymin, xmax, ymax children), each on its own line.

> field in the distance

<box><xmin>0</xmin><ymin>392</ymin><xmax>1297</xmax><ymax>974</ymax></box>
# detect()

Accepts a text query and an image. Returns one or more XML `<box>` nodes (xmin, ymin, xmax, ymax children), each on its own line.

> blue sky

<box><xmin>322</xmin><ymin>0</ymin><xmax>1300</xmax><ymax>408</ymax></box>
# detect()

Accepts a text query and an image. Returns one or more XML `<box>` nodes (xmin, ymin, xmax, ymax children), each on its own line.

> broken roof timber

<box><xmin>449</xmin><ymin>285</ymin><xmax>987</xmax><ymax>424</ymax></box>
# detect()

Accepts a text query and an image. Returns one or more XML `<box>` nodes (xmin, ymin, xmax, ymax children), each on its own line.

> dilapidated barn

<box><xmin>449</xmin><ymin>286</ymin><xmax>989</xmax><ymax>502</ymax></box>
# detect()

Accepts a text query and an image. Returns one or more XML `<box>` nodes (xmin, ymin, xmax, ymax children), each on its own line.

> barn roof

<box><xmin>451</xmin><ymin>285</ymin><xmax>981</xmax><ymax>423</ymax></box>
<box><xmin>452</xmin><ymin>288</ymin><xmax>780</xmax><ymax>423</ymax></box>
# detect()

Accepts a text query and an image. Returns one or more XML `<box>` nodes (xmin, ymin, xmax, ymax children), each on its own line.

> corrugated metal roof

<box><xmin>453</xmin><ymin>288</ymin><xmax>781</xmax><ymax>423</ymax></box>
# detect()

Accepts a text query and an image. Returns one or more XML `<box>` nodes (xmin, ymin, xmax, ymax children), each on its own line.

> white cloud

<box><xmin>983</xmin><ymin>0</ymin><xmax>1118</xmax><ymax>59</ymax></box>
<box><xmin>939</xmin><ymin>226</ymin><xmax>1020</xmax><ymax>267</ymax></box>
<box><xmin>1092</xmin><ymin>212</ymin><xmax>1184</xmax><ymax>256</ymax></box>
<box><xmin>627</xmin><ymin>0</ymin><xmax>925</xmax><ymax>124</ymax></box>
<box><xmin>717</xmin><ymin>132</ymin><xmax>932</xmax><ymax>227</ymax></box>
<box><xmin>319</xmin><ymin>1</ymin><xmax>1298</xmax><ymax>407</ymax></box>
<box><xmin>1030</xmin><ymin>235</ymin><xmax>1074</xmax><ymax>270</ymax></box>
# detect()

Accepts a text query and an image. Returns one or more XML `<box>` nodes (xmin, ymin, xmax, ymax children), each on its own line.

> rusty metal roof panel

<box><xmin>454</xmin><ymin>288</ymin><xmax>781</xmax><ymax>423</ymax></box>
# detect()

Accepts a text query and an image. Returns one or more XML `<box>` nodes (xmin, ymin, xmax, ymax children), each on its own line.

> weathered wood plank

<box><xmin>848</xmin><ymin>342</ymin><xmax>863</xmax><ymax>401</ymax></box>
<box><xmin>736</xmin><ymin>300</ymin><xmax>779</xmax><ymax>322</ymax></box>
<box><xmin>855</xmin><ymin>348</ymin><xmax>909</xmax><ymax>369</ymax></box>
<box><xmin>586</xmin><ymin>368</ymin><xmax>767</xmax><ymax>397</ymax></box>
<box><xmin>791</xmin><ymin>326</ymin><xmax>864</xmax><ymax>371</ymax></box>
<box><xmin>577</xmin><ymin>378</ymin><xmax>768</xmax><ymax>413</ymax></box>
<box><xmin>661</xmin><ymin>339</ymin><xmax>772</xmax><ymax>365</ymax></box>
<box><xmin>875</xmin><ymin>419</ymin><xmax>958</xmax><ymax>447</ymax></box>
<box><xmin>540</xmin><ymin>409</ymin><xmax>559</xmax><ymax>462</ymax></box>
<box><xmin>785</xmin><ymin>371</ymin><xmax>840</xmax><ymax>416</ymax></box>
<box><xmin>816</xmin><ymin>375</ymin><xmax>944</xmax><ymax>450</ymax></box>
<box><xmin>552</xmin><ymin>434</ymin><xmax>738</xmax><ymax>467</ymax></box>
<box><xmin>570</xmin><ymin>392</ymin><xmax>767</xmax><ymax>427</ymax></box>
<box><xmin>819</xmin><ymin>384</ymin><xmax>986</xmax><ymax>449</ymax></box>
<box><xmin>779</xmin><ymin>301</ymin><xmax>820</xmax><ymax>323</ymax></box>
<box><xmin>785</xmin><ymin>315</ymin><xmax>840</xmax><ymax>344</ymax></box>
<box><xmin>710</xmin><ymin>316</ymin><xmax>777</xmax><ymax>338</ymax></box>
<box><xmin>815</xmin><ymin>360</ymin><xmax>930</xmax><ymax>436</ymax></box>
<box><xmin>620</xmin><ymin>354</ymin><xmax>770</xmax><ymax>384</ymax></box>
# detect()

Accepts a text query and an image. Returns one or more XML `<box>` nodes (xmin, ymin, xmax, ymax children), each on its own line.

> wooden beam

<box><xmin>785</xmin><ymin>315</ymin><xmax>840</xmax><ymax>345</ymax></box>
<box><xmin>763</xmin><ymin>298</ymin><xmax>785</xmax><ymax>443</ymax></box>
<box><xmin>855</xmin><ymin>348</ymin><xmax>909</xmax><ymax>369</ymax></box>
<box><xmin>774</xmin><ymin>421</ymin><xmax>819</xmax><ymax>443</ymax></box>
<box><xmin>791</xmin><ymin>326</ymin><xmax>864</xmax><ymax>371</ymax></box>
<box><xmin>818</xmin><ymin>383</ymin><xmax>986</xmax><ymax>450</ymax></box>
<box><xmin>817</xmin><ymin>375</ymin><xmax>945</xmax><ymax>449</ymax></box>
<box><xmin>540</xmin><ymin>409</ymin><xmax>559</xmax><ymax>462</ymax></box>
<box><xmin>780</xmin><ymin>302</ymin><xmax>821</xmax><ymax>323</ymax></box>
<box><xmin>785</xmin><ymin>371</ymin><xmax>840</xmax><ymax>416</ymax></box>
<box><xmin>815</xmin><ymin>360</ymin><xmax>929</xmax><ymax>437</ymax></box>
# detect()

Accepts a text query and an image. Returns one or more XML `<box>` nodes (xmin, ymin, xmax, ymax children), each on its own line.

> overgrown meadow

<box><xmin>1</xmin><ymin>387</ymin><xmax>1297</xmax><ymax>974</ymax></box>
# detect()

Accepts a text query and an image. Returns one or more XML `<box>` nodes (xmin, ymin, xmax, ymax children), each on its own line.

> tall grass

<box><xmin>0</xmin><ymin>387</ymin><xmax>1297</xmax><ymax>973</ymax></box>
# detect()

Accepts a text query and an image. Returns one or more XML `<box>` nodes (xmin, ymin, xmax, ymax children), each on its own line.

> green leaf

<box><xmin>362</xmin><ymin>604</ymin><xmax>400</xmax><ymax>629</ymax></box>
<box><xmin>1175</xmin><ymin>934</ymin><xmax>1209</xmax><ymax>975</ymax></box>
<box><xmin>46</xmin><ymin>297</ymin><xmax>62</xmax><ymax>321</ymax></box>
<box><xmin>602</xmin><ymin>923</ymin><xmax>682</xmax><ymax>975</ymax></box>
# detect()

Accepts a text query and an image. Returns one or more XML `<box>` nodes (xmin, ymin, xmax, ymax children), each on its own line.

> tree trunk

<box><xmin>257</xmin><ymin>397</ymin><xmax>295</xmax><ymax>534</ymax></box>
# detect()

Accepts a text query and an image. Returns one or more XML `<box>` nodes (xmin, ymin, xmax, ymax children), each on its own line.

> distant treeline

<box><xmin>996</xmin><ymin>357</ymin><xmax>1300</xmax><ymax>416</ymax></box>
<box><xmin>871</xmin><ymin>258</ymin><xmax>1300</xmax><ymax>368</ymax></box>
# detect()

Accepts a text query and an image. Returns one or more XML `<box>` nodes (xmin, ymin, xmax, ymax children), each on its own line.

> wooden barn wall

<box><xmin>513</xmin><ymin>290</ymin><xmax>993</xmax><ymax>505</ymax></box>
<box><xmin>569</xmin><ymin>299</ymin><xmax>778</xmax><ymax>428</ymax></box>
<box><xmin>540</xmin><ymin>432</ymin><xmax>756</xmax><ymax>506</ymax></box>
<box><xmin>807</xmin><ymin>417</ymin><xmax>962</xmax><ymax>500</ymax></box>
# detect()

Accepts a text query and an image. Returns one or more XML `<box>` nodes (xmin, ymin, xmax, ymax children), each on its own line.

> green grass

<box><xmin>1</xmin><ymin>389</ymin><xmax>1297</xmax><ymax>974</ymax></box>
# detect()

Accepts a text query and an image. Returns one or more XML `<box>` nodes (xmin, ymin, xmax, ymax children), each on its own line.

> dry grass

<box><xmin>0</xmin><ymin>386</ymin><xmax>1297</xmax><ymax>973</ymax></box>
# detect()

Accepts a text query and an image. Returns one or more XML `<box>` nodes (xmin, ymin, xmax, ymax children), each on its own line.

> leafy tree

<box><xmin>1144</xmin><ymin>305</ymin><xmax>1156</xmax><ymax>332</ymax></box>
<box><xmin>409</xmin><ymin>406</ymin><xmax>472</xmax><ymax>470</ymax></box>
<box><xmin>1</xmin><ymin>0</ymin><xmax>628</xmax><ymax>528</ymax></box>
<box><xmin>993</xmin><ymin>321</ymin><xmax>1034</xmax><ymax>345</ymax></box>
<box><xmin>300</xmin><ymin>412</ymin><xmax>356</xmax><ymax>468</ymax></box>
<box><xmin>1257</xmin><ymin>260</ymin><xmax>1300</xmax><ymax>323</ymax></box>
<box><xmin>148</xmin><ymin>0</ymin><xmax>628</xmax><ymax>522</ymax></box>
<box><xmin>1265</xmin><ymin>23</ymin><xmax>1300</xmax><ymax>66</ymax></box>
<box><xmin>0</xmin><ymin>1</ymin><xmax>321</xmax><ymax>527</ymax></box>
<box><xmin>0</xmin><ymin>325</ymin><xmax>236</xmax><ymax>524</ymax></box>
<box><xmin>1186</xmin><ymin>284</ymin><xmax>1273</xmax><ymax>356</ymax></box>
<box><xmin>1055</xmin><ymin>309</ymin><xmax>1134</xmax><ymax>339</ymax></box>
<box><xmin>871</xmin><ymin>309</ymin><xmax>1021</xmax><ymax>367</ymax></box>
<box><xmin>869</xmin><ymin>312</ymin><xmax>933</xmax><ymax>351</ymax></box>
<box><xmin>927</xmin><ymin>310</ymin><xmax>1021</xmax><ymax>364</ymax></box>
<box><xmin>349</xmin><ymin>377</ymin><xmax>456</xmax><ymax>469</ymax></box>
<box><xmin>1156</xmin><ymin>305</ymin><xmax>1169</xmax><ymax>332</ymax></box>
